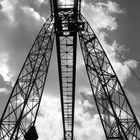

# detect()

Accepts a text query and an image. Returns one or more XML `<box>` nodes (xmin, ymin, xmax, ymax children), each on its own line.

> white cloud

<box><xmin>97</xmin><ymin>1</ymin><xmax>123</xmax><ymax>14</ymax></box>
<box><xmin>0</xmin><ymin>0</ymin><xmax>45</xmax><ymax>27</ymax></box>
<box><xmin>0</xmin><ymin>0</ymin><xmax>15</xmax><ymax>25</ymax></box>
<box><xmin>0</xmin><ymin>0</ymin><xmax>138</xmax><ymax>139</ymax></box>
<box><xmin>0</xmin><ymin>0</ymin><xmax>46</xmax><ymax>83</ymax></box>
<box><xmin>98</xmin><ymin>38</ymin><xmax>138</xmax><ymax>85</ymax></box>
<box><xmin>21</xmin><ymin>6</ymin><xmax>44</xmax><ymax>28</ymax></box>
<box><xmin>0</xmin><ymin>52</ymin><xmax>12</xmax><ymax>82</ymax></box>
<box><xmin>35</xmin><ymin>94</ymin><xmax>105</xmax><ymax>140</ymax></box>
<box><xmin>37</xmin><ymin>0</ymin><xmax>49</xmax><ymax>4</ymax></box>
<box><xmin>111</xmin><ymin>59</ymin><xmax>138</xmax><ymax>85</ymax></box>
<box><xmin>59</xmin><ymin>0</ymin><xmax>74</xmax><ymax>5</ymax></box>
<box><xmin>32</xmin><ymin>0</ymin><xmax>49</xmax><ymax>7</ymax></box>
<box><xmin>22</xmin><ymin>7</ymin><xmax>41</xmax><ymax>21</ymax></box>
<box><xmin>36</xmin><ymin>95</ymin><xmax>63</xmax><ymax>140</ymax></box>
<box><xmin>82</xmin><ymin>1</ymin><xmax>123</xmax><ymax>31</ymax></box>
<box><xmin>0</xmin><ymin>87</ymin><xmax>9</xmax><ymax>94</ymax></box>
<box><xmin>74</xmin><ymin>98</ymin><xmax>105</xmax><ymax>140</ymax></box>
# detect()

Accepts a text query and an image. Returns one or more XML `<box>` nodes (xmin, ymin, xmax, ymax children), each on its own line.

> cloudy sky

<box><xmin>0</xmin><ymin>0</ymin><xmax>140</xmax><ymax>139</ymax></box>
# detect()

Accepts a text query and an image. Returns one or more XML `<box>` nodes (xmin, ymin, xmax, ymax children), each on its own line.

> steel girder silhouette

<box><xmin>0</xmin><ymin>0</ymin><xmax>140</xmax><ymax>140</ymax></box>
<box><xmin>0</xmin><ymin>16</ymin><xmax>55</xmax><ymax>140</ymax></box>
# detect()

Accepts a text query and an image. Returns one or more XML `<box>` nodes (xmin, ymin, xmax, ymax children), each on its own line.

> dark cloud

<box><xmin>0</xmin><ymin>4</ymin><xmax>2</xmax><ymax>9</ymax></box>
<box><xmin>16</xmin><ymin>0</ymin><xmax>50</xmax><ymax>18</ymax></box>
<box><xmin>0</xmin><ymin>0</ymin><xmax>2</xmax><ymax>9</ymax></box>
<box><xmin>80</xmin><ymin>91</ymin><xmax>94</xmax><ymax>105</ymax></box>
<box><xmin>80</xmin><ymin>91</ymin><xmax>98</xmax><ymax>116</ymax></box>
<box><xmin>37</xmin><ymin>3</ymin><xmax>50</xmax><ymax>18</ymax></box>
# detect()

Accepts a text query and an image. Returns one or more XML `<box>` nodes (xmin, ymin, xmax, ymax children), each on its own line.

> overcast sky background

<box><xmin>0</xmin><ymin>0</ymin><xmax>140</xmax><ymax>140</ymax></box>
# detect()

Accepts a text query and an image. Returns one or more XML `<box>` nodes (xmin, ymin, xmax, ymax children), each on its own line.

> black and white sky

<box><xmin>0</xmin><ymin>0</ymin><xmax>140</xmax><ymax>139</ymax></box>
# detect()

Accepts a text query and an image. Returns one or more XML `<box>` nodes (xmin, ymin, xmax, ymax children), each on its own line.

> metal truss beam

<box><xmin>52</xmin><ymin>0</ymin><xmax>82</xmax><ymax>139</ymax></box>
<box><xmin>0</xmin><ymin>16</ymin><xmax>55</xmax><ymax>140</ymax></box>
<box><xmin>0</xmin><ymin>0</ymin><xmax>140</xmax><ymax>140</ymax></box>
<box><xmin>54</xmin><ymin>3</ymin><xmax>78</xmax><ymax>140</ymax></box>
<box><xmin>78</xmin><ymin>13</ymin><xmax>140</xmax><ymax>140</ymax></box>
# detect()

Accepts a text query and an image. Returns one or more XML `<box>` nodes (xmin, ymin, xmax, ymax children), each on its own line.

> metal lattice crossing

<box><xmin>0</xmin><ymin>0</ymin><xmax>140</xmax><ymax>140</ymax></box>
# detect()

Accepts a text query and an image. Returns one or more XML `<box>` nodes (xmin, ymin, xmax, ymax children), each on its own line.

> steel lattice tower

<box><xmin>0</xmin><ymin>0</ymin><xmax>140</xmax><ymax>140</ymax></box>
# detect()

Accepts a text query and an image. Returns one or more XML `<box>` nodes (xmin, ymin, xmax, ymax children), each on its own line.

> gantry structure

<box><xmin>0</xmin><ymin>0</ymin><xmax>140</xmax><ymax>140</ymax></box>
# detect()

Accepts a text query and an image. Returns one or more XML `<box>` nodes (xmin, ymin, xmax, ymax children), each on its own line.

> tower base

<box><xmin>24</xmin><ymin>126</ymin><xmax>38</xmax><ymax>140</ymax></box>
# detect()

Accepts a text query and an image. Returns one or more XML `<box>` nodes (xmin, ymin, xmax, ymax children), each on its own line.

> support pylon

<box><xmin>0</xmin><ymin>0</ymin><xmax>140</xmax><ymax>140</ymax></box>
<box><xmin>0</xmin><ymin>16</ymin><xmax>55</xmax><ymax>139</ymax></box>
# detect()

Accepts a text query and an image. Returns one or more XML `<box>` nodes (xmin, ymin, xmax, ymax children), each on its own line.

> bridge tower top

<box><xmin>50</xmin><ymin>0</ymin><xmax>81</xmax><ymax>15</ymax></box>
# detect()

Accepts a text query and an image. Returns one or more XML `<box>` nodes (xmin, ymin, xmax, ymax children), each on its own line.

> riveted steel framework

<box><xmin>0</xmin><ymin>0</ymin><xmax>140</xmax><ymax>140</ymax></box>
<box><xmin>78</xmin><ymin>14</ymin><xmax>140</xmax><ymax>140</ymax></box>
<box><xmin>0</xmin><ymin>16</ymin><xmax>55</xmax><ymax>140</ymax></box>
<box><xmin>53</xmin><ymin>0</ymin><xmax>79</xmax><ymax>139</ymax></box>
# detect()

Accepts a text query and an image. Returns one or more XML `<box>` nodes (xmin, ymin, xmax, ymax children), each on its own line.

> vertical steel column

<box><xmin>78</xmin><ymin>14</ymin><xmax>140</xmax><ymax>140</ymax></box>
<box><xmin>0</xmin><ymin>16</ymin><xmax>55</xmax><ymax>140</ymax></box>
<box><xmin>56</xmin><ymin>31</ymin><xmax>77</xmax><ymax>140</ymax></box>
<box><xmin>53</xmin><ymin>0</ymin><xmax>78</xmax><ymax>139</ymax></box>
